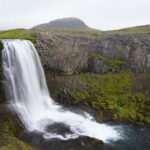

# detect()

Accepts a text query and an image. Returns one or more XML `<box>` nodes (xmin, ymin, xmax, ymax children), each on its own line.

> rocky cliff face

<box><xmin>36</xmin><ymin>32</ymin><xmax>150</xmax><ymax>75</ymax></box>
<box><xmin>36</xmin><ymin>32</ymin><xmax>89</xmax><ymax>75</ymax></box>
<box><xmin>0</xmin><ymin>34</ymin><xmax>149</xmax><ymax>128</ymax></box>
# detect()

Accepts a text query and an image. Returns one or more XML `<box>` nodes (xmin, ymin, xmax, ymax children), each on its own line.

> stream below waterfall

<box><xmin>21</xmin><ymin>121</ymin><xmax>150</xmax><ymax>150</ymax></box>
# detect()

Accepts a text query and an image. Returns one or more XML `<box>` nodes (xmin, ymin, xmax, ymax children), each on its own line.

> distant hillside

<box><xmin>32</xmin><ymin>17</ymin><xmax>90</xmax><ymax>30</ymax></box>
<box><xmin>114</xmin><ymin>24</ymin><xmax>150</xmax><ymax>33</ymax></box>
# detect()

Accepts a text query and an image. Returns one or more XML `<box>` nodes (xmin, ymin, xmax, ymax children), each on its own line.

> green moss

<box><xmin>0</xmin><ymin>111</ymin><xmax>22</xmax><ymax>138</ymax></box>
<box><xmin>0</xmin><ymin>29</ymin><xmax>35</xmax><ymax>42</ymax></box>
<box><xmin>88</xmin><ymin>52</ymin><xmax>125</xmax><ymax>72</ymax></box>
<box><xmin>56</xmin><ymin>72</ymin><xmax>150</xmax><ymax>124</ymax></box>
<box><xmin>75</xmin><ymin>72</ymin><xmax>132</xmax><ymax>100</ymax></box>
<box><xmin>0</xmin><ymin>134</ymin><xmax>36</xmax><ymax>150</ymax></box>
<box><xmin>0</xmin><ymin>107</ymin><xmax>36</xmax><ymax>150</ymax></box>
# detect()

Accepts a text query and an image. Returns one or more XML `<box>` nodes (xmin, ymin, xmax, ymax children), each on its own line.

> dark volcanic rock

<box><xmin>23</xmin><ymin>131</ymin><xmax>114</xmax><ymax>150</ymax></box>
<box><xmin>0</xmin><ymin>41</ymin><xmax>5</xmax><ymax>104</ymax></box>
<box><xmin>33</xmin><ymin>17</ymin><xmax>90</xmax><ymax>30</ymax></box>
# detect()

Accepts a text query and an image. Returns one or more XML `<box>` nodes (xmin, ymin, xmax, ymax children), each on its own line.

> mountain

<box><xmin>32</xmin><ymin>17</ymin><xmax>90</xmax><ymax>30</ymax></box>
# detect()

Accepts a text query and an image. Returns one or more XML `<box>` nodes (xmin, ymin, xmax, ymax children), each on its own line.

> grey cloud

<box><xmin>0</xmin><ymin>0</ymin><xmax>150</xmax><ymax>30</ymax></box>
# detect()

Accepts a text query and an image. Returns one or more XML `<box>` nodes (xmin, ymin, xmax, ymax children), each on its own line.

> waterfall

<box><xmin>2</xmin><ymin>39</ymin><xmax>121</xmax><ymax>142</ymax></box>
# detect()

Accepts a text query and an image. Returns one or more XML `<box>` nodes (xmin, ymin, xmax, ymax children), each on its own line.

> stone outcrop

<box><xmin>36</xmin><ymin>32</ymin><xmax>150</xmax><ymax>75</ymax></box>
<box><xmin>36</xmin><ymin>32</ymin><xmax>89</xmax><ymax>75</ymax></box>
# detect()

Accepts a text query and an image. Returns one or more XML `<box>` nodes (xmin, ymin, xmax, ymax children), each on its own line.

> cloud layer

<box><xmin>0</xmin><ymin>0</ymin><xmax>150</xmax><ymax>30</ymax></box>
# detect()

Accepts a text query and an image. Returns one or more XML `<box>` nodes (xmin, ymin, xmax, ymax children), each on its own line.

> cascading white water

<box><xmin>2</xmin><ymin>39</ymin><xmax>122</xmax><ymax>142</ymax></box>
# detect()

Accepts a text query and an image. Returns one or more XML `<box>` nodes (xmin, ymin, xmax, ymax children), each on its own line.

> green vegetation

<box><xmin>0</xmin><ymin>107</ymin><xmax>36</xmax><ymax>150</ymax></box>
<box><xmin>1</xmin><ymin>26</ymin><xmax>149</xmax><ymax>45</ymax></box>
<box><xmin>88</xmin><ymin>52</ymin><xmax>125</xmax><ymax>72</ymax></box>
<box><xmin>0</xmin><ymin>28</ymin><xmax>103</xmax><ymax>44</ymax></box>
<box><xmin>0</xmin><ymin>29</ymin><xmax>35</xmax><ymax>42</ymax></box>
<box><xmin>112</xmin><ymin>27</ymin><xmax>150</xmax><ymax>34</ymax></box>
<box><xmin>55</xmin><ymin>72</ymin><xmax>150</xmax><ymax>125</ymax></box>
<box><xmin>0</xmin><ymin>123</ymin><xmax>36</xmax><ymax>150</ymax></box>
<box><xmin>0</xmin><ymin>134</ymin><xmax>36</xmax><ymax>150</ymax></box>
<box><xmin>38</xmin><ymin>28</ymin><xmax>104</xmax><ymax>38</ymax></box>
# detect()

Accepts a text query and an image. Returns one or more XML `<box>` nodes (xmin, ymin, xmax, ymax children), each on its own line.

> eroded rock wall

<box><xmin>36</xmin><ymin>32</ymin><xmax>150</xmax><ymax>75</ymax></box>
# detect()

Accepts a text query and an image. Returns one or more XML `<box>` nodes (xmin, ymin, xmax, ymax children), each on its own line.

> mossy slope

<box><xmin>111</xmin><ymin>26</ymin><xmax>150</xmax><ymax>33</ymax></box>
<box><xmin>0</xmin><ymin>29</ymin><xmax>35</xmax><ymax>42</ymax></box>
<box><xmin>0</xmin><ymin>106</ymin><xmax>36</xmax><ymax>150</ymax></box>
<box><xmin>47</xmin><ymin>72</ymin><xmax>150</xmax><ymax>125</ymax></box>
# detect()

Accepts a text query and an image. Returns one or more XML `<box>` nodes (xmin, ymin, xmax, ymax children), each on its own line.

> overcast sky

<box><xmin>0</xmin><ymin>0</ymin><xmax>150</xmax><ymax>30</ymax></box>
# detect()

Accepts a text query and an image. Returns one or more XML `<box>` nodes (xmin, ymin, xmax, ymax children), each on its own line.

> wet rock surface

<box><xmin>23</xmin><ymin>131</ymin><xmax>115</xmax><ymax>150</ymax></box>
<box><xmin>0</xmin><ymin>106</ymin><xmax>115</xmax><ymax>150</ymax></box>
<box><xmin>0</xmin><ymin>41</ymin><xmax>5</xmax><ymax>104</ymax></box>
